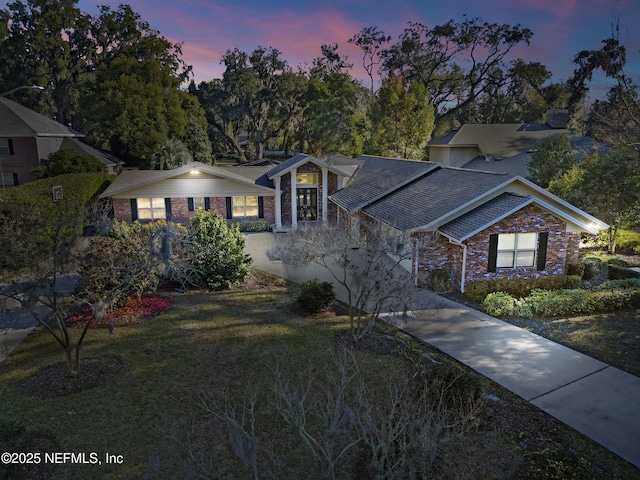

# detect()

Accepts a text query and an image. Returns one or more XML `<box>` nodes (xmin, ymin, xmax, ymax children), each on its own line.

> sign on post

<box><xmin>52</xmin><ymin>185</ymin><xmax>63</xmax><ymax>202</ymax></box>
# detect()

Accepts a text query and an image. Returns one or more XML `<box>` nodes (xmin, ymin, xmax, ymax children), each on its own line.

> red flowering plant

<box><xmin>68</xmin><ymin>293</ymin><xmax>172</xmax><ymax>328</ymax></box>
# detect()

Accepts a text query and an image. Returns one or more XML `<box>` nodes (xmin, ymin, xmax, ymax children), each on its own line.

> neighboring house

<box><xmin>0</xmin><ymin>97</ymin><xmax>123</xmax><ymax>187</ymax></box>
<box><xmin>427</xmin><ymin>109</ymin><xmax>605</xmax><ymax>177</ymax></box>
<box><xmin>101</xmin><ymin>153</ymin><xmax>608</xmax><ymax>292</ymax></box>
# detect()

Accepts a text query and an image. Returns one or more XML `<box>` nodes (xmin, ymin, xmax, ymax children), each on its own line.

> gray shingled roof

<box><xmin>330</xmin><ymin>155</ymin><xmax>439</xmax><ymax>212</ymax></box>
<box><xmin>60</xmin><ymin>138</ymin><xmax>124</xmax><ymax>171</ymax></box>
<box><xmin>265</xmin><ymin>153</ymin><xmax>314</xmax><ymax>178</ymax></box>
<box><xmin>100</xmin><ymin>161</ymin><xmax>273</xmax><ymax>197</ymax></box>
<box><xmin>438</xmin><ymin>193</ymin><xmax>533</xmax><ymax>241</ymax></box>
<box><xmin>265</xmin><ymin>153</ymin><xmax>348</xmax><ymax>179</ymax></box>
<box><xmin>362</xmin><ymin>167</ymin><xmax>515</xmax><ymax>231</ymax></box>
<box><xmin>0</xmin><ymin>97</ymin><xmax>80</xmax><ymax>137</ymax></box>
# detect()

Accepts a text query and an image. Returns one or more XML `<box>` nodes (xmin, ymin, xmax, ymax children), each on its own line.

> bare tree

<box><xmin>268</xmin><ymin>217</ymin><xmax>416</xmax><ymax>340</ymax></box>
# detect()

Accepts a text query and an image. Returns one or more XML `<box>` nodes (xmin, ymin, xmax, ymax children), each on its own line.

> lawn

<box><xmin>1</xmin><ymin>271</ymin><xmax>639</xmax><ymax>479</ymax></box>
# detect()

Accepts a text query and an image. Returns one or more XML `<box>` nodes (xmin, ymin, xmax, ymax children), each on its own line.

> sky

<box><xmin>40</xmin><ymin>0</ymin><xmax>640</xmax><ymax>100</ymax></box>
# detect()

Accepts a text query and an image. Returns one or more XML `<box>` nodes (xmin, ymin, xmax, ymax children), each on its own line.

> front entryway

<box><xmin>296</xmin><ymin>188</ymin><xmax>317</xmax><ymax>221</ymax></box>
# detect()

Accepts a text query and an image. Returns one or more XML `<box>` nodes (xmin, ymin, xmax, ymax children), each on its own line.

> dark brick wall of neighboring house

<box><xmin>0</xmin><ymin>137</ymin><xmax>39</xmax><ymax>185</ymax></box>
<box><xmin>416</xmin><ymin>204</ymin><xmax>581</xmax><ymax>290</ymax></box>
<box><xmin>112</xmin><ymin>196</ymin><xmax>275</xmax><ymax>226</ymax></box>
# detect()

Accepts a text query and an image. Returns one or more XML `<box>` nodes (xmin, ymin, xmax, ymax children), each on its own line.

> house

<box><xmin>0</xmin><ymin>97</ymin><xmax>123</xmax><ymax>187</ymax></box>
<box><xmin>100</xmin><ymin>153</ymin><xmax>608</xmax><ymax>292</ymax></box>
<box><xmin>330</xmin><ymin>155</ymin><xmax>607</xmax><ymax>292</ymax></box>
<box><xmin>99</xmin><ymin>154</ymin><xmax>350</xmax><ymax>229</ymax></box>
<box><xmin>427</xmin><ymin>109</ymin><xmax>605</xmax><ymax>177</ymax></box>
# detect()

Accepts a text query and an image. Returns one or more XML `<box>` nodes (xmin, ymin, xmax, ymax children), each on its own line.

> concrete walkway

<box><xmin>244</xmin><ymin>232</ymin><xmax>640</xmax><ymax>469</ymax></box>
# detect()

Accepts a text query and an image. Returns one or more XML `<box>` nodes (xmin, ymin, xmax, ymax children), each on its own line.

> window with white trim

<box><xmin>232</xmin><ymin>196</ymin><xmax>258</xmax><ymax>217</ymax></box>
<box><xmin>137</xmin><ymin>198</ymin><xmax>166</xmax><ymax>220</ymax></box>
<box><xmin>496</xmin><ymin>232</ymin><xmax>537</xmax><ymax>268</ymax></box>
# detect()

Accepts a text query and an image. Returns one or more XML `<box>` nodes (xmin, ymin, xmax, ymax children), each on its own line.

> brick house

<box><xmin>101</xmin><ymin>154</ymin><xmax>607</xmax><ymax>292</ymax></box>
<box><xmin>100</xmin><ymin>154</ymin><xmax>350</xmax><ymax>229</ymax></box>
<box><xmin>329</xmin><ymin>156</ymin><xmax>607</xmax><ymax>292</ymax></box>
<box><xmin>0</xmin><ymin>97</ymin><xmax>123</xmax><ymax>187</ymax></box>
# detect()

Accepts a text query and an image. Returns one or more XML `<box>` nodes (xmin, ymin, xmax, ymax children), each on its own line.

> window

<box><xmin>296</xmin><ymin>173</ymin><xmax>318</xmax><ymax>185</ymax></box>
<box><xmin>193</xmin><ymin>197</ymin><xmax>205</xmax><ymax>210</ymax></box>
<box><xmin>137</xmin><ymin>198</ymin><xmax>166</xmax><ymax>220</ymax></box>
<box><xmin>0</xmin><ymin>139</ymin><xmax>13</xmax><ymax>155</ymax></box>
<box><xmin>232</xmin><ymin>196</ymin><xmax>258</xmax><ymax>217</ymax></box>
<box><xmin>496</xmin><ymin>232</ymin><xmax>537</xmax><ymax>268</ymax></box>
<box><xmin>0</xmin><ymin>173</ymin><xmax>16</xmax><ymax>188</ymax></box>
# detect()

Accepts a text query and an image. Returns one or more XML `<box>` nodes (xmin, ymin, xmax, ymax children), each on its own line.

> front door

<box><xmin>296</xmin><ymin>188</ymin><xmax>317</xmax><ymax>221</ymax></box>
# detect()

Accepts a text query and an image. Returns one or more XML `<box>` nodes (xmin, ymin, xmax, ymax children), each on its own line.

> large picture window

<box><xmin>137</xmin><ymin>198</ymin><xmax>166</xmax><ymax>220</ymax></box>
<box><xmin>496</xmin><ymin>232</ymin><xmax>537</xmax><ymax>268</ymax></box>
<box><xmin>232</xmin><ymin>196</ymin><xmax>258</xmax><ymax>217</ymax></box>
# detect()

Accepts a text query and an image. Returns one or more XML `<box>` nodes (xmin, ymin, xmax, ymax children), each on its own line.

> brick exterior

<box><xmin>278</xmin><ymin>162</ymin><xmax>340</xmax><ymax>227</ymax></box>
<box><xmin>113</xmin><ymin>195</ymin><xmax>275</xmax><ymax>227</ymax></box>
<box><xmin>414</xmin><ymin>204</ymin><xmax>580</xmax><ymax>290</ymax></box>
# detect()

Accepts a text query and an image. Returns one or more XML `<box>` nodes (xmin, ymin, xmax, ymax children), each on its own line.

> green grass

<box><xmin>1</xmin><ymin>272</ymin><xmax>638</xmax><ymax>479</ymax></box>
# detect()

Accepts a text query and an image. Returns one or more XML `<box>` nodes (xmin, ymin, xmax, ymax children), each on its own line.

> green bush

<box><xmin>296</xmin><ymin>279</ymin><xmax>335</xmax><ymax>314</ymax></box>
<box><xmin>582</xmin><ymin>256</ymin><xmax>605</xmax><ymax>280</ymax></box>
<box><xmin>484</xmin><ymin>287</ymin><xmax>636</xmax><ymax>318</ymax></box>
<box><xmin>187</xmin><ymin>210</ymin><xmax>252</xmax><ymax>290</ymax></box>
<box><xmin>483</xmin><ymin>292</ymin><xmax>518</xmax><ymax>317</ymax></box>
<box><xmin>597</xmin><ymin>278</ymin><xmax>640</xmax><ymax>291</ymax></box>
<box><xmin>230</xmin><ymin>220</ymin><xmax>268</xmax><ymax>232</ymax></box>
<box><xmin>466</xmin><ymin>275</ymin><xmax>581</xmax><ymax>303</ymax></box>
<box><xmin>608</xmin><ymin>264</ymin><xmax>639</xmax><ymax>280</ymax></box>
<box><xmin>429</xmin><ymin>268</ymin><xmax>451</xmax><ymax>292</ymax></box>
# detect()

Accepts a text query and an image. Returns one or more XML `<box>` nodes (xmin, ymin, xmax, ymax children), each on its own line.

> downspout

<box><xmin>412</xmin><ymin>236</ymin><xmax>420</xmax><ymax>286</ymax></box>
<box><xmin>460</xmin><ymin>242</ymin><xmax>468</xmax><ymax>294</ymax></box>
<box><xmin>447</xmin><ymin>238</ymin><xmax>467</xmax><ymax>293</ymax></box>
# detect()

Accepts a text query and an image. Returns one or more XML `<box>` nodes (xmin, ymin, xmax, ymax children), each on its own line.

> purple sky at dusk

<box><xmin>62</xmin><ymin>1</ymin><xmax>640</xmax><ymax>100</ymax></box>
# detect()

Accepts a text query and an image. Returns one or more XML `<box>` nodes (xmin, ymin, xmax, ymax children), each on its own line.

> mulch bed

<box><xmin>20</xmin><ymin>355</ymin><xmax>124</xmax><ymax>399</ymax></box>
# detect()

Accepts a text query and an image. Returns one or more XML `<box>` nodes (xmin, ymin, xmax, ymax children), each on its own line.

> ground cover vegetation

<box><xmin>1</xmin><ymin>271</ymin><xmax>639</xmax><ymax>479</ymax></box>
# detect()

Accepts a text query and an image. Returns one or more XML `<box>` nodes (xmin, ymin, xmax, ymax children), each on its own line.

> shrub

<box><xmin>582</xmin><ymin>256</ymin><xmax>605</xmax><ymax>280</ymax></box>
<box><xmin>296</xmin><ymin>279</ymin><xmax>335</xmax><ymax>314</ymax></box>
<box><xmin>230</xmin><ymin>220</ymin><xmax>268</xmax><ymax>232</ymax></box>
<box><xmin>429</xmin><ymin>269</ymin><xmax>451</xmax><ymax>292</ymax></box>
<box><xmin>597</xmin><ymin>278</ymin><xmax>640</xmax><ymax>291</ymax></box>
<box><xmin>187</xmin><ymin>210</ymin><xmax>252</xmax><ymax>290</ymax></box>
<box><xmin>78</xmin><ymin>220</ymin><xmax>164</xmax><ymax>305</ymax></box>
<box><xmin>466</xmin><ymin>275</ymin><xmax>581</xmax><ymax>303</ymax></box>
<box><xmin>608</xmin><ymin>264</ymin><xmax>639</xmax><ymax>280</ymax></box>
<box><xmin>483</xmin><ymin>292</ymin><xmax>517</xmax><ymax>317</ymax></box>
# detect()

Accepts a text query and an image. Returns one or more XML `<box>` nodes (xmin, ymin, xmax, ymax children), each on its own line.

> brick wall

<box><xmin>112</xmin><ymin>195</ymin><xmax>275</xmax><ymax>226</ymax></box>
<box><xmin>416</xmin><ymin>204</ymin><xmax>578</xmax><ymax>290</ymax></box>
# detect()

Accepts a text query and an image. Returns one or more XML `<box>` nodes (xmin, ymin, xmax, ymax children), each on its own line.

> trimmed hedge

<box><xmin>465</xmin><ymin>275</ymin><xmax>581</xmax><ymax>303</ymax></box>
<box><xmin>228</xmin><ymin>220</ymin><xmax>268</xmax><ymax>232</ymax></box>
<box><xmin>483</xmin><ymin>287</ymin><xmax>638</xmax><ymax>318</ymax></box>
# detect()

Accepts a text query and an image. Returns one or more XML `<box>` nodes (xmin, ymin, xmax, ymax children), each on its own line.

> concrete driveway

<box><xmin>244</xmin><ymin>232</ymin><xmax>640</xmax><ymax>469</ymax></box>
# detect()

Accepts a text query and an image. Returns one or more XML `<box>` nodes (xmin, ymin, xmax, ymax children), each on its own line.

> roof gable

<box><xmin>266</xmin><ymin>153</ymin><xmax>348</xmax><ymax>179</ymax></box>
<box><xmin>0</xmin><ymin>98</ymin><xmax>81</xmax><ymax>138</ymax></box>
<box><xmin>100</xmin><ymin>161</ymin><xmax>273</xmax><ymax>198</ymax></box>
